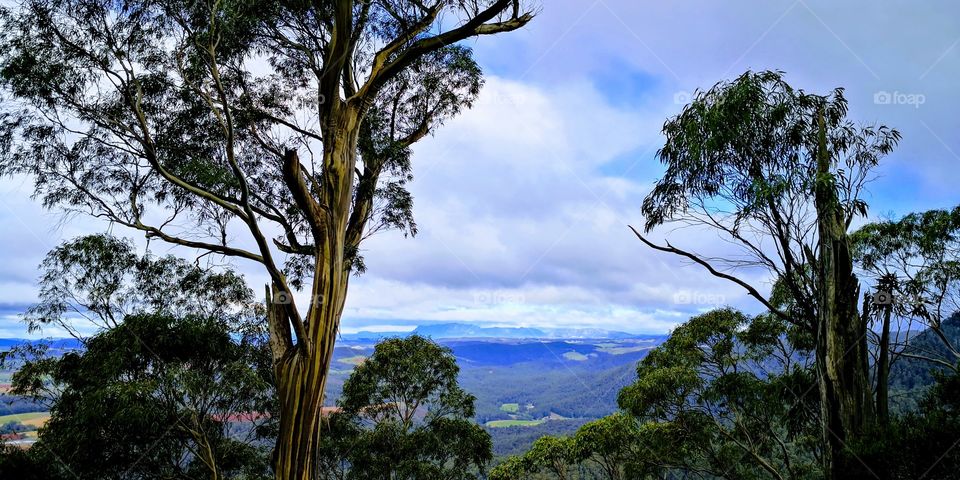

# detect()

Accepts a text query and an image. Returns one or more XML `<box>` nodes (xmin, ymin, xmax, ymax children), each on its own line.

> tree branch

<box><xmin>353</xmin><ymin>0</ymin><xmax>533</xmax><ymax>105</ymax></box>
<box><xmin>629</xmin><ymin>225</ymin><xmax>792</xmax><ymax>324</ymax></box>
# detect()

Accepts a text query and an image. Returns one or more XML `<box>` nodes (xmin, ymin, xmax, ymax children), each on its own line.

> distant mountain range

<box><xmin>340</xmin><ymin>322</ymin><xmax>656</xmax><ymax>341</ymax></box>
<box><xmin>0</xmin><ymin>323</ymin><xmax>658</xmax><ymax>351</ymax></box>
<box><xmin>0</xmin><ymin>338</ymin><xmax>83</xmax><ymax>350</ymax></box>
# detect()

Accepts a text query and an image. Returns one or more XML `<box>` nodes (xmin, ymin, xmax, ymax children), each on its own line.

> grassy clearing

<box><xmin>336</xmin><ymin>355</ymin><xmax>367</xmax><ymax>366</ymax></box>
<box><xmin>499</xmin><ymin>403</ymin><xmax>520</xmax><ymax>413</ymax></box>
<box><xmin>0</xmin><ymin>412</ymin><xmax>50</xmax><ymax>428</ymax></box>
<box><xmin>563</xmin><ymin>351</ymin><xmax>590</xmax><ymax>361</ymax></box>
<box><xmin>485</xmin><ymin>419</ymin><xmax>547</xmax><ymax>428</ymax></box>
<box><xmin>598</xmin><ymin>345</ymin><xmax>652</xmax><ymax>355</ymax></box>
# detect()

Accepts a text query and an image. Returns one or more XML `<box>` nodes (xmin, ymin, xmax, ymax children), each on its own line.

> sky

<box><xmin>1</xmin><ymin>0</ymin><xmax>960</xmax><ymax>337</ymax></box>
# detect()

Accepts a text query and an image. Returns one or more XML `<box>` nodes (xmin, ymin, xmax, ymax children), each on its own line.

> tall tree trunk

<box><xmin>271</xmin><ymin>340</ymin><xmax>340</xmax><ymax>478</ymax></box>
<box><xmin>876</xmin><ymin>300</ymin><xmax>892</xmax><ymax>425</ymax></box>
<box><xmin>814</xmin><ymin>111</ymin><xmax>875</xmax><ymax>479</ymax></box>
<box><xmin>269</xmin><ymin>120</ymin><xmax>359</xmax><ymax>479</ymax></box>
<box><xmin>269</xmin><ymin>269</ymin><xmax>349</xmax><ymax>479</ymax></box>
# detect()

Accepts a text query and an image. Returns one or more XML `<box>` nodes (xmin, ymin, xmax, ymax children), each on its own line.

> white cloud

<box><xmin>340</xmin><ymin>76</ymin><xmax>766</xmax><ymax>333</ymax></box>
<box><xmin>5</xmin><ymin>0</ymin><xmax>958</xmax><ymax>337</ymax></box>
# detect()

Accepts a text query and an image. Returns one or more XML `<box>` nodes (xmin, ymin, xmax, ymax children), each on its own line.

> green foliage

<box><xmin>853</xmin><ymin>207</ymin><xmax>960</xmax><ymax>273</ymax></box>
<box><xmin>644</xmin><ymin>70</ymin><xmax>899</xmax><ymax>234</ymax></box>
<box><xmin>639</xmin><ymin>70</ymin><xmax>901</xmax><ymax>356</ymax></box>
<box><xmin>852</xmin><ymin>207</ymin><xmax>960</xmax><ymax>362</ymax></box>
<box><xmin>852</xmin><ymin>370</ymin><xmax>960</xmax><ymax>479</ymax></box>
<box><xmin>887</xmin><ymin>314</ymin><xmax>960</xmax><ymax>397</ymax></box>
<box><xmin>633</xmin><ymin>71</ymin><xmax>903</xmax><ymax>478</ymax></box>
<box><xmin>0</xmin><ymin>234</ymin><xmax>273</xmax><ymax>479</ymax></box>
<box><xmin>0</xmin><ymin>3</ymin><xmax>532</xmax><ymax>474</ymax></box>
<box><xmin>24</xmin><ymin>233</ymin><xmax>256</xmax><ymax>338</ymax></box>
<box><xmin>572</xmin><ymin>413</ymin><xmax>639</xmax><ymax>480</ymax></box>
<box><xmin>340</xmin><ymin>335</ymin><xmax>475</xmax><ymax>424</ymax></box>
<box><xmin>525</xmin><ymin>436</ymin><xmax>580</xmax><ymax>480</ymax></box>
<box><xmin>0</xmin><ymin>444</ymin><xmax>62</xmax><ymax>480</ymax></box>
<box><xmin>318</xmin><ymin>335</ymin><xmax>492</xmax><ymax>480</ymax></box>
<box><xmin>489</xmin><ymin>455</ymin><xmax>532</xmax><ymax>480</ymax></box>
<box><xmin>4</xmin><ymin>313</ymin><xmax>273</xmax><ymax>480</ymax></box>
<box><xmin>616</xmin><ymin>308</ymin><xmax>820</xmax><ymax>479</ymax></box>
<box><xmin>0</xmin><ymin>0</ymin><xmax>513</xmax><ymax>285</ymax></box>
<box><xmin>1</xmin><ymin>234</ymin><xmax>265</xmax><ymax>409</ymax></box>
<box><xmin>498</xmin><ymin>309</ymin><xmax>820</xmax><ymax>479</ymax></box>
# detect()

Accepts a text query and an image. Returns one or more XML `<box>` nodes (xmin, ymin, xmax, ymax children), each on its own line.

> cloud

<box><xmin>3</xmin><ymin>0</ymin><xmax>959</xmax><ymax>337</ymax></box>
<box><xmin>344</xmin><ymin>0</ymin><xmax>960</xmax><ymax>332</ymax></box>
<box><xmin>474</xmin><ymin>0</ymin><xmax>960</xmax><ymax>213</ymax></box>
<box><xmin>340</xmin><ymin>76</ymin><xmax>767</xmax><ymax>333</ymax></box>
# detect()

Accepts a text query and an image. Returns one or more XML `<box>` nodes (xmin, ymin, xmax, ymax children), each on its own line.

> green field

<box><xmin>499</xmin><ymin>403</ymin><xmax>520</xmax><ymax>413</ymax></box>
<box><xmin>337</xmin><ymin>355</ymin><xmax>366</xmax><ymax>366</ymax></box>
<box><xmin>598</xmin><ymin>345</ymin><xmax>652</xmax><ymax>355</ymax></box>
<box><xmin>485</xmin><ymin>419</ymin><xmax>546</xmax><ymax>428</ymax></box>
<box><xmin>0</xmin><ymin>411</ymin><xmax>50</xmax><ymax>428</ymax></box>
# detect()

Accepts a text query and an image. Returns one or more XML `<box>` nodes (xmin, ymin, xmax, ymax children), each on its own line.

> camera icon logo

<box><xmin>873</xmin><ymin>91</ymin><xmax>892</xmax><ymax>105</ymax></box>
<box><xmin>273</xmin><ymin>290</ymin><xmax>293</xmax><ymax>305</ymax></box>
<box><xmin>872</xmin><ymin>291</ymin><xmax>893</xmax><ymax>306</ymax></box>
<box><xmin>673</xmin><ymin>91</ymin><xmax>692</xmax><ymax>105</ymax></box>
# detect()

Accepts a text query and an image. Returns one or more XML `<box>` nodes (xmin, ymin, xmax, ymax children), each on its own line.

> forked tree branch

<box><xmin>282</xmin><ymin>149</ymin><xmax>326</xmax><ymax>242</ymax></box>
<box><xmin>353</xmin><ymin>0</ymin><xmax>533</xmax><ymax>104</ymax></box>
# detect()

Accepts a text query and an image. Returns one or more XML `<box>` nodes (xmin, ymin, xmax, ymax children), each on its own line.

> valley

<box><xmin>0</xmin><ymin>325</ymin><xmax>665</xmax><ymax>456</ymax></box>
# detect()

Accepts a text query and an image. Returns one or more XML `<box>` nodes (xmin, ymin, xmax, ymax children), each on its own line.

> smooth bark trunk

<box><xmin>269</xmin><ymin>273</ymin><xmax>347</xmax><ymax>479</ymax></box>
<box><xmin>270</xmin><ymin>124</ymin><xmax>358</xmax><ymax>480</ymax></box>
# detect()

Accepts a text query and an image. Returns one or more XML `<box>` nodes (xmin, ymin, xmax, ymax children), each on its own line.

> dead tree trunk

<box><xmin>814</xmin><ymin>111</ymin><xmax>875</xmax><ymax>479</ymax></box>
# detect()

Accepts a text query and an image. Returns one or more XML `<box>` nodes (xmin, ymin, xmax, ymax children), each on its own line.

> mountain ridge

<box><xmin>341</xmin><ymin>322</ymin><xmax>656</xmax><ymax>341</ymax></box>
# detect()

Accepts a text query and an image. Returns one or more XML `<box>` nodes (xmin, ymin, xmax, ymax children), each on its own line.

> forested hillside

<box><xmin>887</xmin><ymin>314</ymin><xmax>960</xmax><ymax>410</ymax></box>
<box><xmin>326</xmin><ymin>337</ymin><xmax>660</xmax><ymax>456</ymax></box>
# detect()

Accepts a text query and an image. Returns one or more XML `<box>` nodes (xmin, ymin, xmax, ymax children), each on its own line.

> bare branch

<box><xmin>629</xmin><ymin>225</ymin><xmax>792</xmax><ymax>324</ymax></box>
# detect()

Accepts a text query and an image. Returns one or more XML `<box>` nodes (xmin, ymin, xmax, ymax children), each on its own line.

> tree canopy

<box><xmin>632</xmin><ymin>70</ymin><xmax>900</xmax><ymax>478</ymax></box>
<box><xmin>318</xmin><ymin>335</ymin><xmax>492</xmax><ymax>480</ymax></box>
<box><xmin>638</xmin><ymin>70</ymin><xmax>899</xmax><ymax>332</ymax></box>
<box><xmin>0</xmin><ymin>3</ymin><xmax>534</xmax><ymax>475</ymax></box>
<box><xmin>5</xmin><ymin>313</ymin><xmax>274</xmax><ymax>480</ymax></box>
<box><xmin>23</xmin><ymin>233</ymin><xmax>255</xmax><ymax>340</ymax></box>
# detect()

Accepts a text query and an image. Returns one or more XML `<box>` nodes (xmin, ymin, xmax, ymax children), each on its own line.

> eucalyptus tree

<box><xmin>10</xmin><ymin>313</ymin><xmax>274</xmax><ymax>480</ymax></box>
<box><xmin>500</xmin><ymin>308</ymin><xmax>819</xmax><ymax>480</ymax></box>
<box><xmin>1</xmin><ymin>235</ymin><xmax>274</xmax><ymax>479</ymax></box>
<box><xmin>852</xmin><ymin>206</ymin><xmax>960</xmax><ymax>421</ymax></box>
<box><xmin>318</xmin><ymin>335</ymin><xmax>492</xmax><ymax>480</ymax></box>
<box><xmin>617</xmin><ymin>308</ymin><xmax>820</xmax><ymax>480</ymax></box>
<box><xmin>24</xmin><ymin>233</ymin><xmax>255</xmax><ymax>342</ymax></box>
<box><xmin>633</xmin><ymin>71</ymin><xmax>900</xmax><ymax>478</ymax></box>
<box><xmin>572</xmin><ymin>413</ymin><xmax>641</xmax><ymax>480</ymax></box>
<box><xmin>0</xmin><ymin>1</ymin><xmax>533</xmax><ymax>477</ymax></box>
<box><xmin>488</xmin><ymin>456</ymin><xmax>531</xmax><ymax>480</ymax></box>
<box><xmin>519</xmin><ymin>436</ymin><xmax>580</xmax><ymax>480</ymax></box>
<box><xmin>0</xmin><ymin>233</ymin><xmax>259</xmax><ymax>411</ymax></box>
<box><xmin>493</xmin><ymin>415</ymin><xmax>706</xmax><ymax>480</ymax></box>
